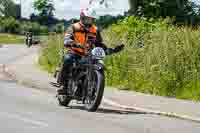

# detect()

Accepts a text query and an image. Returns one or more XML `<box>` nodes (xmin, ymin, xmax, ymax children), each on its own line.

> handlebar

<box><xmin>65</xmin><ymin>43</ymin><xmax>84</xmax><ymax>48</ymax></box>
<box><xmin>65</xmin><ymin>43</ymin><xmax>125</xmax><ymax>55</ymax></box>
<box><xmin>71</xmin><ymin>44</ymin><xmax>86</xmax><ymax>49</ymax></box>
<box><xmin>65</xmin><ymin>43</ymin><xmax>89</xmax><ymax>50</ymax></box>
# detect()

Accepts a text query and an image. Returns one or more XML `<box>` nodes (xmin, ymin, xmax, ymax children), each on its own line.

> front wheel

<box><xmin>84</xmin><ymin>70</ymin><xmax>105</xmax><ymax>112</ymax></box>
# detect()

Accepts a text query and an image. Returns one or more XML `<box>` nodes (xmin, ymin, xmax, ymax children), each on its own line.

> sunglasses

<box><xmin>82</xmin><ymin>17</ymin><xmax>95</xmax><ymax>25</ymax></box>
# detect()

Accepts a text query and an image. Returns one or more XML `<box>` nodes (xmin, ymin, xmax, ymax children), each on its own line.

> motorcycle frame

<box><xmin>66</xmin><ymin>56</ymin><xmax>105</xmax><ymax>102</ymax></box>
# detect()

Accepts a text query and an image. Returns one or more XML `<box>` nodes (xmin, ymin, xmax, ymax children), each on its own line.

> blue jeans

<box><xmin>63</xmin><ymin>53</ymin><xmax>81</xmax><ymax>66</ymax></box>
<box><xmin>59</xmin><ymin>53</ymin><xmax>81</xmax><ymax>85</ymax></box>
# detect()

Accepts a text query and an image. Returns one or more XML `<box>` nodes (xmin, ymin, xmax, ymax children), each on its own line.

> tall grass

<box><xmin>103</xmin><ymin>16</ymin><xmax>200</xmax><ymax>101</ymax></box>
<box><xmin>38</xmin><ymin>33</ymin><xmax>63</xmax><ymax>73</ymax></box>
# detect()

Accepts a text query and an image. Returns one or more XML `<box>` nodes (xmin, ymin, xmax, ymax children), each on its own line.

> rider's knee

<box><xmin>63</xmin><ymin>54</ymin><xmax>74</xmax><ymax>67</ymax></box>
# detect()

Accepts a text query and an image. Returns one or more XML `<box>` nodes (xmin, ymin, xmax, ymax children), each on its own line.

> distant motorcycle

<box><xmin>26</xmin><ymin>32</ymin><xmax>32</xmax><ymax>48</ymax></box>
<box><xmin>55</xmin><ymin>43</ymin><xmax>124</xmax><ymax>112</ymax></box>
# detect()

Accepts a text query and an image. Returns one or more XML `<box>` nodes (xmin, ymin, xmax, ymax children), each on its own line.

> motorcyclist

<box><xmin>26</xmin><ymin>32</ymin><xmax>33</xmax><ymax>47</ymax></box>
<box><xmin>57</xmin><ymin>8</ymin><xmax>124</xmax><ymax>95</ymax></box>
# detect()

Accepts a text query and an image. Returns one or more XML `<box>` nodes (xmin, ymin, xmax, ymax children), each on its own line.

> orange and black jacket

<box><xmin>64</xmin><ymin>22</ymin><xmax>108</xmax><ymax>56</ymax></box>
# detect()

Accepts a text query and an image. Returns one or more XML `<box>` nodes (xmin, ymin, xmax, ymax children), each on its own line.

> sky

<box><xmin>14</xmin><ymin>0</ymin><xmax>129</xmax><ymax>19</ymax></box>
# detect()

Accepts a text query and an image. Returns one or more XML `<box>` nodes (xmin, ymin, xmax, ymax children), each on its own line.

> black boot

<box><xmin>57</xmin><ymin>63</ymin><xmax>73</xmax><ymax>95</ymax></box>
<box><xmin>57</xmin><ymin>86</ymin><xmax>69</xmax><ymax>95</ymax></box>
<box><xmin>57</xmin><ymin>67</ymin><xmax>68</xmax><ymax>95</ymax></box>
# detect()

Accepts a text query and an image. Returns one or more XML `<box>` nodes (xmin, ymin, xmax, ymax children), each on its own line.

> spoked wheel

<box><xmin>84</xmin><ymin>70</ymin><xmax>105</xmax><ymax>112</ymax></box>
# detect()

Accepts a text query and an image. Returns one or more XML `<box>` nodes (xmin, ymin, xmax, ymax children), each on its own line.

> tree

<box><xmin>96</xmin><ymin>14</ymin><xmax>125</xmax><ymax>29</ymax></box>
<box><xmin>0</xmin><ymin>0</ymin><xmax>17</xmax><ymax>18</ymax></box>
<box><xmin>34</xmin><ymin>0</ymin><xmax>54</xmax><ymax>17</ymax></box>
<box><xmin>34</xmin><ymin>0</ymin><xmax>55</xmax><ymax>25</ymax></box>
<box><xmin>128</xmin><ymin>0</ymin><xmax>195</xmax><ymax>17</ymax></box>
<box><xmin>128</xmin><ymin>0</ymin><xmax>137</xmax><ymax>15</ymax></box>
<box><xmin>127</xmin><ymin>0</ymin><xmax>200</xmax><ymax>25</ymax></box>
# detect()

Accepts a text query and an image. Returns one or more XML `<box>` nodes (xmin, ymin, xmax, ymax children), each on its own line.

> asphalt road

<box><xmin>0</xmin><ymin>45</ymin><xmax>200</xmax><ymax>133</ymax></box>
<box><xmin>0</xmin><ymin>45</ymin><xmax>35</xmax><ymax>64</ymax></box>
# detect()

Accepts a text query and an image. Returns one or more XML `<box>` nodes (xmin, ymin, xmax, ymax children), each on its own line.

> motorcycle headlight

<box><xmin>92</xmin><ymin>47</ymin><xmax>106</xmax><ymax>59</ymax></box>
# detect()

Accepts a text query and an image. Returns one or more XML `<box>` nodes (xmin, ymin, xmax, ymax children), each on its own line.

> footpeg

<box><xmin>50</xmin><ymin>82</ymin><xmax>60</xmax><ymax>88</ymax></box>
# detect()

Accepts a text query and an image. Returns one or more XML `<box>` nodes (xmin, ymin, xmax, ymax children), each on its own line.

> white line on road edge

<box><xmin>103</xmin><ymin>98</ymin><xmax>200</xmax><ymax>123</ymax></box>
<box><xmin>0</xmin><ymin>112</ymin><xmax>49</xmax><ymax>128</ymax></box>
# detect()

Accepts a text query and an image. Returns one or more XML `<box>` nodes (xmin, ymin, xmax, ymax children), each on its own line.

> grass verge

<box><xmin>0</xmin><ymin>33</ymin><xmax>25</xmax><ymax>44</ymax></box>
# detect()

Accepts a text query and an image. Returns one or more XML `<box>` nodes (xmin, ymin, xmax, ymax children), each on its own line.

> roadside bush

<box><xmin>1</xmin><ymin>17</ymin><xmax>20</xmax><ymax>33</ymax></box>
<box><xmin>38</xmin><ymin>34</ymin><xmax>63</xmax><ymax>73</ymax></box>
<box><xmin>52</xmin><ymin>23</ymin><xmax>64</xmax><ymax>33</ymax></box>
<box><xmin>29</xmin><ymin>22</ymin><xmax>48</xmax><ymax>35</ymax></box>
<box><xmin>0</xmin><ymin>17</ymin><xmax>48</xmax><ymax>35</ymax></box>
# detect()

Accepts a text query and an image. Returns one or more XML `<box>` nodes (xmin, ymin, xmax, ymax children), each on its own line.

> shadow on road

<box><xmin>65</xmin><ymin>105</ymin><xmax>147</xmax><ymax>115</ymax></box>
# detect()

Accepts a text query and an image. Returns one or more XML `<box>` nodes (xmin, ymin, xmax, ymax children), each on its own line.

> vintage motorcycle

<box><xmin>54</xmin><ymin>43</ymin><xmax>123</xmax><ymax>112</ymax></box>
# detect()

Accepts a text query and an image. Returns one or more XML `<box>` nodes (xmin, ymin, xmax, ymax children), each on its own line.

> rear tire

<box><xmin>85</xmin><ymin>70</ymin><xmax>105</xmax><ymax>112</ymax></box>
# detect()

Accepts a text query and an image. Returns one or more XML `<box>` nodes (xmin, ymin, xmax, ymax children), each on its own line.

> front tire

<box><xmin>85</xmin><ymin>70</ymin><xmax>105</xmax><ymax>112</ymax></box>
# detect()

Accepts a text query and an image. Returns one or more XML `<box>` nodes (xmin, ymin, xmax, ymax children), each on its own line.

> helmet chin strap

<box><xmin>80</xmin><ymin>20</ymin><xmax>92</xmax><ymax>32</ymax></box>
<box><xmin>84</xmin><ymin>25</ymin><xmax>92</xmax><ymax>33</ymax></box>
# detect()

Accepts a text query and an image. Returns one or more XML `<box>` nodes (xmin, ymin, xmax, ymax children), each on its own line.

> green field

<box><xmin>0</xmin><ymin>33</ymin><xmax>25</xmax><ymax>44</ymax></box>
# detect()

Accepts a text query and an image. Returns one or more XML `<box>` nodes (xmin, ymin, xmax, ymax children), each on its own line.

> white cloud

<box><xmin>89</xmin><ymin>0</ymin><xmax>129</xmax><ymax>16</ymax></box>
<box><xmin>16</xmin><ymin>0</ymin><xmax>129</xmax><ymax>19</ymax></box>
<box><xmin>53</xmin><ymin>0</ymin><xmax>80</xmax><ymax>19</ymax></box>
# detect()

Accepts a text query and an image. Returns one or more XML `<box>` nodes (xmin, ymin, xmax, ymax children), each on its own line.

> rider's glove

<box><xmin>64</xmin><ymin>40</ymin><xmax>75</xmax><ymax>48</ymax></box>
<box><xmin>113</xmin><ymin>44</ymin><xmax>125</xmax><ymax>53</ymax></box>
<box><xmin>105</xmin><ymin>45</ymin><xmax>124</xmax><ymax>55</ymax></box>
<box><xmin>105</xmin><ymin>48</ymin><xmax>114</xmax><ymax>55</ymax></box>
<box><xmin>71</xmin><ymin>43</ymin><xmax>84</xmax><ymax>49</ymax></box>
